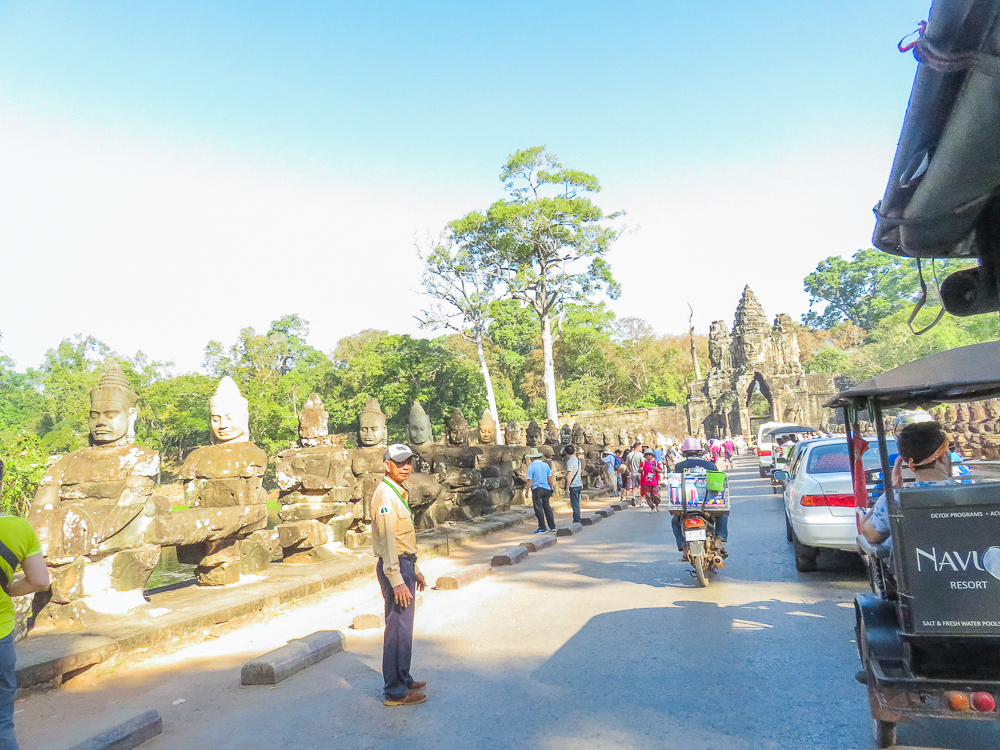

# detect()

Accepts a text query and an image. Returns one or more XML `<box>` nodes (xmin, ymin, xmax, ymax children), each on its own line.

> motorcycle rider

<box><xmin>672</xmin><ymin>438</ymin><xmax>729</xmax><ymax>559</ymax></box>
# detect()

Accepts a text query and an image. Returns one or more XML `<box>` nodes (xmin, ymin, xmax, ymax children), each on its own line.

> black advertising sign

<box><xmin>896</xmin><ymin>485</ymin><xmax>1000</xmax><ymax>635</ymax></box>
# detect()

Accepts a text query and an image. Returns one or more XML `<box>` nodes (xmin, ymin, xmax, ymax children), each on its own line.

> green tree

<box><xmin>460</xmin><ymin>146</ymin><xmax>623</xmax><ymax>422</ymax></box>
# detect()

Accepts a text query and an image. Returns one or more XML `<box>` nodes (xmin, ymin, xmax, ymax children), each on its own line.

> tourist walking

<box><xmin>628</xmin><ymin>443</ymin><xmax>643</xmax><ymax>505</ymax></box>
<box><xmin>372</xmin><ymin>444</ymin><xmax>428</xmax><ymax>707</ymax></box>
<box><xmin>722</xmin><ymin>437</ymin><xmax>735</xmax><ymax>470</ymax></box>
<box><xmin>640</xmin><ymin>449</ymin><xmax>662</xmax><ymax>512</ymax></box>
<box><xmin>525</xmin><ymin>449</ymin><xmax>556</xmax><ymax>533</ymax></box>
<box><xmin>0</xmin><ymin>458</ymin><xmax>50</xmax><ymax>747</ymax></box>
<box><xmin>614</xmin><ymin>449</ymin><xmax>627</xmax><ymax>499</ymax></box>
<box><xmin>564</xmin><ymin>445</ymin><xmax>583</xmax><ymax>524</ymax></box>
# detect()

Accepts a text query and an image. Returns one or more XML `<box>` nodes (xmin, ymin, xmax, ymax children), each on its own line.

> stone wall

<box><xmin>551</xmin><ymin>405</ymin><xmax>689</xmax><ymax>444</ymax></box>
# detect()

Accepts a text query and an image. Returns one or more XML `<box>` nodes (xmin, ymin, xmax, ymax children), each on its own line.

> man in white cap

<box><xmin>372</xmin><ymin>443</ymin><xmax>427</xmax><ymax>706</ymax></box>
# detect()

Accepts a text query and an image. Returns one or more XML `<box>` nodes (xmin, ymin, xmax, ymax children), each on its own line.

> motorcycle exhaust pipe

<box><xmin>712</xmin><ymin>555</ymin><xmax>725</xmax><ymax>567</ymax></box>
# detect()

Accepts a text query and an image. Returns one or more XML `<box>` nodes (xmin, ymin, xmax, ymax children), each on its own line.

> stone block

<box><xmin>283</xmin><ymin>542</ymin><xmax>345</xmax><ymax>564</ymax></box>
<box><xmin>352</xmin><ymin>613</ymin><xmax>383</xmax><ymax>630</ymax></box>
<box><xmin>49</xmin><ymin>557</ymin><xmax>88</xmax><ymax>604</ymax></box>
<box><xmin>55</xmin><ymin>709</ymin><xmax>162</xmax><ymax>750</ymax></box>
<box><xmin>556</xmin><ymin>522</ymin><xmax>583</xmax><ymax>537</ymax></box>
<box><xmin>519</xmin><ymin>536</ymin><xmax>556</xmax><ymax>553</ymax></box>
<box><xmin>580</xmin><ymin>514</ymin><xmax>602</xmax><ymax>526</ymax></box>
<box><xmin>344</xmin><ymin>529</ymin><xmax>371</xmax><ymax>549</ymax></box>
<box><xmin>200</xmin><ymin>537</ymin><xmax>241</xmax><ymax>567</ymax></box>
<box><xmin>491</xmin><ymin>546</ymin><xmax>529</xmax><ymax>566</ymax></box>
<box><xmin>240</xmin><ymin>531</ymin><xmax>278</xmax><ymax>575</ymax></box>
<box><xmin>595</xmin><ymin>507</ymin><xmax>613</xmax><ymax>518</ymax></box>
<box><xmin>435</xmin><ymin>563</ymin><xmax>493</xmax><ymax>590</ymax></box>
<box><xmin>110</xmin><ymin>544</ymin><xmax>161</xmax><ymax>592</ymax></box>
<box><xmin>610</xmin><ymin>501</ymin><xmax>627</xmax><ymax>511</ymax></box>
<box><xmin>277</xmin><ymin>520</ymin><xmax>330</xmax><ymax>550</ymax></box>
<box><xmin>144</xmin><ymin>504</ymin><xmax>267</xmax><ymax>546</ymax></box>
<box><xmin>241</xmin><ymin>630</ymin><xmax>345</xmax><ymax>685</ymax></box>
<box><xmin>194</xmin><ymin>560</ymin><xmax>240</xmax><ymax>586</ymax></box>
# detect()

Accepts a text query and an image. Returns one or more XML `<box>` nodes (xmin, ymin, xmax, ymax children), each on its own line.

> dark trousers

<box><xmin>376</xmin><ymin>554</ymin><xmax>417</xmax><ymax>700</ymax></box>
<box><xmin>568</xmin><ymin>486</ymin><xmax>582</xmax><ymax>523</ymax></box>
<box><xmin>0</xmin><ymin>631</ymin><xmax>17</xmax><ymax>750</ymax></box>
<box><xmin>532</xmin><ymin>487</ymin><xmax>555</xmax><ymax>531</ymax></box>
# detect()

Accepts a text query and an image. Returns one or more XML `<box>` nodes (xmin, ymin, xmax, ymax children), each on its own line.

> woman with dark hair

<box><xmin>861</xmin><ymin>421</ymin><xmax>957</xmax><ymax>549</ymax></box>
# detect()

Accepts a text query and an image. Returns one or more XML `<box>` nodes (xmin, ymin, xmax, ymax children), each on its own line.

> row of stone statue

<box><xmin>23</xmin><ymin>366</ymin><xmax>634</xmax><ymax>628</ymax></box>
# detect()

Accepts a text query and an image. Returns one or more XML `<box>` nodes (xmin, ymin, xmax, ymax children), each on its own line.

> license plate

<box><xmin>685</xmin><ymin>529</ymin><xmax>707</xmax><ymax>541</ymax></box>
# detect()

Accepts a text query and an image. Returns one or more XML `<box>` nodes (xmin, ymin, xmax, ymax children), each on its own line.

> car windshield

<box><xmin>806</xmin><ymin>439</ymin><xmax>898</xmax><ymax>474</ymax></box>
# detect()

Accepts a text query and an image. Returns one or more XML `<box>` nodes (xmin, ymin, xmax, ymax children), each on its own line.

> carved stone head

<box><xmin>957</xmin><ymin>403</ymin><xmax>971</xmax><ymax>424</ymax></box>
<box><xmin>88</xmin><ymin>364</ymin><xmax>139</xmax><ymax>447</ymax></box>
<box><xmin>447</xmin><ymin>408</ymin><xmax>469</xmax><ymax>447</ymax></box>
<box><xmin>618</xmin><ymin>427</ymin><xmax>628</xmax><ymax>446</ymax></box>
<box><xmin>210</xmin><ymin>376</ymin><xmax>251</xmax><ymax>445</ymax></box>
<box><xmin>525</xmin><ymin>420</ymin><xmax>542</xmax><ymax>447</ymax></box>
<box><xmin>572</xmin><ymin>422</ymin><xmax>585</xmax><ymax>444</ymax></box>
<box><xmin>479</xmin><ymin>409</ymin><xmax>497</xmax><ymax>445</ymax></box>
<box><xmin>602</xmin><ymin>428</ymin><xmax>613</xmax><ymax>446</ymax></box>
<box><xmin>987</xmin><ymin>399</ymin><xmax>1000</xmax><ymax>421</ymax></box>
<box><xmin>358</xmin><ymin>398</ymin><xmax>387</xmax><ymax>448</ymax></box>
<box><xmin>584</xmin><ymin>425</ymin><xmax>596</xmax><ymax>444</ymax></box>
<box><xmin>406</xmin><ymin>402</ymin><xmax>433</xmax><ymax>446</ymax></box>
<box><xmin>544</xmin><ymin>419</ymin><xmax>559</xmax><ymax>445</ymax></box>
<box><xmin>504</xmin><ymin>420</ymin><xmax>521</xmax><ymax>445</ymax></box>
<box><xmin>298</xmin><ymin>393</ymin><xmax>329</xmax><ymax>440</ymax></box>
<box><xmin>559</xmin><ymin>424</ymin><xmax>572</xmax><ymax>445</ymax></box>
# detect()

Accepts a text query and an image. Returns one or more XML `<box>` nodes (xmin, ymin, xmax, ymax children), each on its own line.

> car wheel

<box><xmin>873</xmin><ymin>719</ymin><xmax>896</xmax><ymax>748</ymax></box>
<box><xmin>793</xmin><ymin>534</ymin><xmax>818</xmax><ymax>572</ymax></box>
<box><xmin>785</xmin><ymin>514</ymin><xmax>793</xmax><ymax>543</ymax></box>
<box><xmin>759</xmin><ymin>467</ymin><xmax>767</xmax><ymax>478</ymax></box>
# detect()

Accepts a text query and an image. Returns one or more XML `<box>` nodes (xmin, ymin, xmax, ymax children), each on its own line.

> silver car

<box><xmin>778</xmin><ymin>436</ymin><xmax>896</xmax><ymax>572</ymax></box>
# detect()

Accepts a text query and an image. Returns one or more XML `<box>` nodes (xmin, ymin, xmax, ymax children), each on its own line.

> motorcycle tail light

<box><xmin>972</xmin><ymin>692</ymin><xmax>995</xmax><ymax>712</ymax></box>
<box><xmin>683</xmin><ymin>518</ymin><xmax>705</xmax><ymax>529</ymax></box>
<box><xmin>945</xmin><ymin>691</ymin><xmax>971</xmax><ymax>711</ymax></box>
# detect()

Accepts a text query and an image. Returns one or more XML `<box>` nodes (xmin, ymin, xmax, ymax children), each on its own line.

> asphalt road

<box><xmin>17</xmin><ymin>456</ymin><xmax>1000</xmax><ymax>749</ymax></box>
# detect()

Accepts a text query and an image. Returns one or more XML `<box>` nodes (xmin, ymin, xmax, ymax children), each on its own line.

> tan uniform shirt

<box><xmin>371</xmin><ymin>477</ymin><xmax>420</xmax><ymax>588</ymax></box>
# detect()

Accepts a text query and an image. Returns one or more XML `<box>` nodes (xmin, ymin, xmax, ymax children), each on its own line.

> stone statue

<box><xmin>602</xmin><ymin>428</ymin><xmax>614</xmax><ymax>447</ymax></box>
<box><xmin>358</xmin><ymin>398</ymin><xmax>388</xmax><ymax>448</ymax></box>
<box><xmin>618</xmin><ymin>427</ymin><xmax>628</xmax><ymax>446</ymax></box>
<box><xmin>272</xmin><ymin>393</ymin><xmax>354</xmax><ymax>563</ymax></box>
<box><xmin>446</xmin><ymin>409</ymin><xmax>470</xmax><ymax>448</ymax></box>
<box><xmin>478</xmin><ymin>409</ymin><xmax>497</xmax><ymax>445</ymax></box>
<box><xmin>505</xmin><ymin>420</ymin><xmax>522</xmax><ymax>446</ymax></box>
<box><xmin>175</xmin><ymin>377</ymin><xmax>269</xmax><ymax>584</ymax></box>
<box><xmin>28</xmin><ymin>365</ymin><xmax>162</xmax><ymax>624</ymax></box>
<box><xmin>526</xmin><ymin>421</ymin><xmax>542</xmax><ymax>447</ymax></box>
<box><xmin>406</xmin><ymin>402</ymin><xmax>434</xmax><ymax>447</ymax></box>
<box><xmin>559</xmin><ymin>424</ymin><xmax>572</xmax><ymax>446</ymax></box>
<box><xmin>544</xmin><ymin>419</ymin><xmax>559</xmax><ymax>446</ymax></box>
<box><xmin>572</xmin><ymin>422</ymin><xmax>585</xmax><ymax>446</ymax></box>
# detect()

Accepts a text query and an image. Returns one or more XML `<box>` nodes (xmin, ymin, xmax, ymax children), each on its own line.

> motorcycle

<box><xmin>674</xmin><ymin>471</ymin><xmax>729</xmax><ymax>587</ymax></box>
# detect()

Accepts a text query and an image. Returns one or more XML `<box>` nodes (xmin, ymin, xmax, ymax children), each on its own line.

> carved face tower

<box><xmin>406</xmin><ymin>402</ymin><xmax>434</xmax><ymax>446</ymax></box>
<box><xmin>358</xmin><ymin>398</ymin><xmax>387</xmax><ymax>448</ymax></box>
<box><xmin>210</xmin><ymin>376</ymin><xmax>251</xmax><ymax>445</ymax></box>
<box><xmin>88</xmin><ymin>364</ymin><xmax>139</xmax><ymax>447</ymax></box>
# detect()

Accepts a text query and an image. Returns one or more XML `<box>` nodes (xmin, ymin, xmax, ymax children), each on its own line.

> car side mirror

<box><xmin>773</xmin><ymin>470</ymin><xmax>789</xmax><ymax>482</ymax></box>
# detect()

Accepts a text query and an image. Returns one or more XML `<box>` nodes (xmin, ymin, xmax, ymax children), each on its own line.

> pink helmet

<box><xmin>681</xmin><ymin>437</ymin><xmax>702</xmax><ymax>453</ymax></box>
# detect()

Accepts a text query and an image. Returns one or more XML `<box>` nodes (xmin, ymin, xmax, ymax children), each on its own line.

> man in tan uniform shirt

<box><xmin>372</xmin><ymin>443</ymin><xmax>427</xmax><ymax>706</ymax></box>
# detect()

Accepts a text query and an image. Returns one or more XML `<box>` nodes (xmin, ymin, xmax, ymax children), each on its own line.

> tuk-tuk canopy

<box><xmin>825</xmin><ymin>341</ymin><xmax>1000</xmax><ymax>409</ymax></box>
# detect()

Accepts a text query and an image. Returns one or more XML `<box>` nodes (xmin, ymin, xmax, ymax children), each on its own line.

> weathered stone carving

<box><xmin>28</xmin><ymin>365</ymin><xmax>162</xmax><ymax>625</ymax></box>
<box><xmin>478</xmin><ymin>409</ymin><xmax>497</xmax><ymax>446</ymax></box>
<box><xmin>406</xmin><ymin>402</ymin><xmax>434</xmax><ymax>447</ymax></box>
<box><xmin>505</xmin><ymin>420</ymin><xmax>522</xmax><ymax>446</ymax></box>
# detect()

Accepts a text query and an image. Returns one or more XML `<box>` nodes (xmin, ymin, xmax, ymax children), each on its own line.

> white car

<box><xmin>778</xmin><ymin>436</ymin><xmax>897</xmax><ymax>572</ymax></box>
<box><xmin>755</xmin><ymin>421</ymin><xmax>798</xmax><ymax>478</ymax></box>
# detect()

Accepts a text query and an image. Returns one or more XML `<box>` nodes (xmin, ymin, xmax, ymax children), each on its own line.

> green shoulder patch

<box><xmin>378</xmin><ymin>505</ymin><xmax>390</xmax><ymax>515</ymax></box>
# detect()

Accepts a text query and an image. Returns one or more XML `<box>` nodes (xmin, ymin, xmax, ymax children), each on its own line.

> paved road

<box><xmin>17</xmin><ymin>456</ymin><xmax>1000</xmax><ymax>749</ymax></box>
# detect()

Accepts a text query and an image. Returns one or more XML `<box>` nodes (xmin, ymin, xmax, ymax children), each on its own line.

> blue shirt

<box><xmin>602</xmin><ymin>454</ymin><xmax>617</xmax><ymax>474</ymax></box>
<box><xmin>526</xmin><ymin>459</ymin><xmax>552</xmax><ymax>491</ymax></box>
<box><xmin>654</xmin><ymin>449</ymin><xmax>664</xmax><ymax>462</ymax></box>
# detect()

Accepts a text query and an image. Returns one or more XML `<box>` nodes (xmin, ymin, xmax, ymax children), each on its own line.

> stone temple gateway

<box><xmin>686</xmin><ymin>286</ymin><xmax>840</xmax><ymax>438</ymax></box>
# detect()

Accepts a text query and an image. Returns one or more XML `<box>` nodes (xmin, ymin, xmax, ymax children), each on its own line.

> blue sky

<box><xmin>0</xmin><ymin>1</ymin><xmax>932</xmax><ymax>372</ymax></box>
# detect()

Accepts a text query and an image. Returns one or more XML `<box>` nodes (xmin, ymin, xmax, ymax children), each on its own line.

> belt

<box><xmin>399</xmin><ymin>553</ymin><xmax>417</xmax><ymax>562</ymax></box>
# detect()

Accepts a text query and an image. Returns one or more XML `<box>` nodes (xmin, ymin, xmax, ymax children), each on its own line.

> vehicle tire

<box><xmin>692</xmin><ymin>554</ymin><xmax>708</xmax><ymax>587</ymax></box>
<box><xmin>873</xmin><ymin>719</ymin><xmax>896</xmax><ymax>748</ymax></box>
<box><xmin>793</xmin><ymin>535</ymin><xmax>818</xmax><ymax>572</ymax></box>
<box><xmin>759</xmin><ymin>467</ymin><xmax>767</xmax><ymax>478</ymax></box>
<box><xmin>771</xmin><ymin>484</ymin><xmax>780</xmax><ymax>495</ymax></box>
<box><xmin>785</xmin><ymin>514</ymin><xmax>793</xmax><ymax>543</ymax></box>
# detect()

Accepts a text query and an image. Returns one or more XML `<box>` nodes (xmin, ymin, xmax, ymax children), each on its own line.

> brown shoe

<box><xmin>408</xmin><ymin>681</ymin><xmax>427</xmax><ymax>691</ymax></box>
<box><xmin>385</xmin><ymin>692</ymin><xmax>426</xmax><ymax>706</ymax></box>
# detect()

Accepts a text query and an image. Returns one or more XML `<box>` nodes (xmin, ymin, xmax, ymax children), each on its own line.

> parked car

<box><xmin>754</xmin><ymin>421</ymin><xmax>798</xmax><ymax>478</ymax></box>
<box><xmin>779</xmin><ymin>436</ymin><xmax>897</xmax><ymax>572</ymax></box>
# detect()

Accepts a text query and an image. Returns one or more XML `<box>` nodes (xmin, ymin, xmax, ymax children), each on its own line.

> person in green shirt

<box><xmin>0</xmin><ymin>458</ymin><xmax>50</xmax><ymax>749</ymax></box>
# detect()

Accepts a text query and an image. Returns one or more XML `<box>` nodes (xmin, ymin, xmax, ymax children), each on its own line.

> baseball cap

<box><xmin>383</xmin><ymin>443</ymin><xmax>415</xmax><ymax>463</ymax></box>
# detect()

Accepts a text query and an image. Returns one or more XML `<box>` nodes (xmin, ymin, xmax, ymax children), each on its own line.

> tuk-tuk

<box><xmin>826</xmin><ymin>341</ymin><xmax>1000</xmax><ymax>747</ymax></box>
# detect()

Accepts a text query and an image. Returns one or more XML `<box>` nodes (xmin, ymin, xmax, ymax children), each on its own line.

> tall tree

<box><xmin>474</xmin><ymin>146</ymin><xmax>623</xmax><ymax>423</ymax></box>
<box><xmin>416</xmin><ymin>235</ymin><xmax>503</xmax><ymax>440</ymax></box>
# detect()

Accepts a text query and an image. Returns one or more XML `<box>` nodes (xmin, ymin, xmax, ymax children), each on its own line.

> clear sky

<box><xmin>0</xmin><ymin>1</ymin><xmax>932</xmax><ymax>373</ymax></box>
